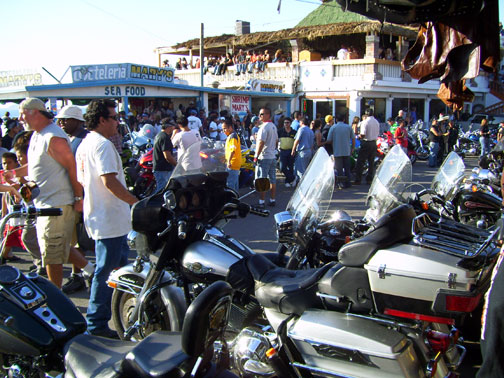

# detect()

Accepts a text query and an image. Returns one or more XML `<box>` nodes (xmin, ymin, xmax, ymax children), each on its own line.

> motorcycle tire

<box><xmin>416</xmin><ymin>147</ymin><xmax>429</xmax><ymax>160</ymax></box>
<box><xmin>111</xmin><ymin>289</ymin><xmax>173</xmax><ymax>341</ymax></box>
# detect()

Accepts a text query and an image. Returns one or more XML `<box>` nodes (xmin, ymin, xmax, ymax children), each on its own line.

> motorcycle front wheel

<box><xmin>111</xmin><ymin>289</ymin><xmax>172</xmax><ymax>341</ymax></box>
<box><xmin>416</xmin><ymin>146</ymin><xmax>429</xmax><ymax>160</ymax></box>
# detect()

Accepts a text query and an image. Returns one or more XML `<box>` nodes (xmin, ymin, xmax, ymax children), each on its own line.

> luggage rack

<box><xmin>411</xmin><ymin>213</ymin><xmax>499</xmax><ymax>258</ymax></box>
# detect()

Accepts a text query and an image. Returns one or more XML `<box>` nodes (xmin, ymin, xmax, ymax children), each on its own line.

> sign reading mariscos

<box><xmin>71</xmin><ymin>63</ymin><xmax>175</xmax><ymax>83</ymax></box>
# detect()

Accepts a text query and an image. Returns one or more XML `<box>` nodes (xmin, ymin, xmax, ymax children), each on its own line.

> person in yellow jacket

<box><xmin>222</xmin><ymin>119</ymin><xmax>242</xmax><ymax>192</ymax></box>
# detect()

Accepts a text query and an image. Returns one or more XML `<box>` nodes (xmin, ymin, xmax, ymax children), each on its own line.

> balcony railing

<box><xmin>173</xmin><ymin>58</ymin><xmax>441</xmax><ymax>89</ymax></box>
<box><xmin>174</xmin><ymin>63</ymin><xmax>295</xmax><ymax>89</ymax></box>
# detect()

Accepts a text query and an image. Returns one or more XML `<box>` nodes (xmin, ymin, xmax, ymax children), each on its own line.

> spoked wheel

<box><xmin>416</xmin><ymin>146</ymin><xmax>429</xmax><ymax>160</ymax></box>
<box><xmin>111</xmin><ymin>290</ymin><xmax>171</xmax><ymax>341</ymax></box>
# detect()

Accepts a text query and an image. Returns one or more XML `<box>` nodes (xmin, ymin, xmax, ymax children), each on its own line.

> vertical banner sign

<box><xmin>231</xmin><ymin>95</ymin><xmax>250</xmax><ymax>120</ymax></box>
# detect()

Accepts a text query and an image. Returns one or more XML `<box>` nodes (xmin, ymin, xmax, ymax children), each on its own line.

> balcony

<box><xmin>173</xmin><ymin>63</ymin><xmax>296</xmax><ymax>92</ymax></box>
<box><xmin>173</xmin><ymin>58</ymin><xmax>441</xmax><ymax>93</ymax></box>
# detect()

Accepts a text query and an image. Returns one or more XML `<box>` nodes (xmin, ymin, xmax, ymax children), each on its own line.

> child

<box><xmin>0</xmin><ymin>152</ymin><xmax>24</xmax><ymax>263</ymax></box>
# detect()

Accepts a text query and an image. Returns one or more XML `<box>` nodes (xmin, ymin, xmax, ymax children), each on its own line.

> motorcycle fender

<box><xmin>108</xmin><ymin>262</ymin><xmax>173</xmax><ymax>295</ymax></box>
<box><xmin>159</xmin><ymin>285</ymin><xmax>187</xmax><ymax>331</ymax></box>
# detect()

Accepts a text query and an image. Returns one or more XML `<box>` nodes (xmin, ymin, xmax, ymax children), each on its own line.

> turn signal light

<box><xmin>200</xmin><ymin>152</ymin><xmax>208</xmax><ymax>159</ymax></box>
<box><xmin>107</xmin><ymin>280</ymin><xmax>117</xmax><ymax>289</ymax></box>
<box><xmin>445</xmin><ymin>293</ymin><xmax>481</xmax><ymax>312</ymax></box>
<box><xmin>427</xmin><ymin>330</ymin><xmax>451</xmax><ymax>353</ymax></box>
<box><xmin>471</xmin><ymin>185</ymin><xmax>478</xmax><ymax>192</ymax></box>
<box><xmin>421</xmin><ymin>202</ymin><xmax>429</xmax><ymax>211</ymax></box>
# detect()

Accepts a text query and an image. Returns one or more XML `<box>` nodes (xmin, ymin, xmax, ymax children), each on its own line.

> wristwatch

<box><xmin>74</xmin><ymin>196</ymin><xmax>84</xmax><ymax>202</ymax></box>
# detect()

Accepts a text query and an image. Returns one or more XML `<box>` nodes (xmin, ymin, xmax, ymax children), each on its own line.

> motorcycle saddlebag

<box><xmin>287</xmin><ymin>309</ymin><xmax>423</xmax><ymax>377</ymax></box>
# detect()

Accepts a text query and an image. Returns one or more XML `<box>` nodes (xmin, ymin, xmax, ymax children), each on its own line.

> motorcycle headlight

<box><xmin>127</xmin><ymin>230</ymin><xmax>151</xmax><ymax>257</ymax></box>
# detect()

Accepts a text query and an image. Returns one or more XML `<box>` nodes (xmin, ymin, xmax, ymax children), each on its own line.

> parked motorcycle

<box><xmin>133</xmin><ymin>148</ymin><xmax>156</xmax><ymax>199</ymax></box>
<box><xmin>225</xmin><ymin>148</ymin><xmax>500</xmax><ymax>377</ymax></box>
<box><xmin>108</xmin><ymin>142</ymin><xmax>273</xmax><ymax>341</ymax></box>
<box><xmin>427</xmin><ymin>150</ymin><xmax>502</xmax><ymax>229</ymax></box>
<box><xmin>0</xmin><ymin>186</ymin><xmax>238</xmax><ymax>378</ymax></box>
<box><xmin>409</xmin><ymin>120</ymin><xmax>430</xmax><ymax>161</ymax></box>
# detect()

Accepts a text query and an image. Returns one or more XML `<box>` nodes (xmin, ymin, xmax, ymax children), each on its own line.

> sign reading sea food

<box><xmin>71</xmin><ymin>64</ymin><xmax>175</xmax><ymax>83</ymax></box>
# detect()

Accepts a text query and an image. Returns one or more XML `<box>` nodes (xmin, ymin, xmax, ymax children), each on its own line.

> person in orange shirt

<box><xmin>222</xmin><ymin>119</ymin><xmax>242</xmax><ymax>192</ymax></box>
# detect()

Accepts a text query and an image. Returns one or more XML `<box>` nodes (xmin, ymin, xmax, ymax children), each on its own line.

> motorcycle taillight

<box><xmin>445</xmin><ymin>293</ymin><xmax>481</xmax><ymax>312</ymax></box>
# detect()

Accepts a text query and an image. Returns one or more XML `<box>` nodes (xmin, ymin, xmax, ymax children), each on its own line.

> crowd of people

<box><xmin>162</xmin><ymin>48</ymin><xmax>291</xmax><ymax>76</ymax></box>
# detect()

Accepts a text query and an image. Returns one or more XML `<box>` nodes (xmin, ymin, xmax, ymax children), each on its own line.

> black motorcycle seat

<box><xmin>64</xmin><ymin>333</ymin><xmax>136</xmax><ymax>378</ymax></box>
<box><xmin>122</xmin><ymin>331</ymin><xmax>190</xmax><ymax>377</ymax></box>
<box><xmin>246</xmin><ymin>254</ymin><xmax>336</xmax><ymax>315</ymax></box>
<box><xmin>64</xmin><ymin>332</ymin><xmax>189</xmax><ymax>378</ymax></box>
<box><xmin>338</xmin><ymin>204</ymin><xmax>416</xmax><ymax>267</ymax></box>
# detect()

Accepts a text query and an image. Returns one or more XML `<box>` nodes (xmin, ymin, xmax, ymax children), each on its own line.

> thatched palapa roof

<box><xmin>156</xmin><ymin>21</ymin><xmax>417</xmax><ymax>55</ymax></box>
<box><xmin>155</xmin><ymin>1</ymin><xmax>417</xmax><ymax>56</ymax></box>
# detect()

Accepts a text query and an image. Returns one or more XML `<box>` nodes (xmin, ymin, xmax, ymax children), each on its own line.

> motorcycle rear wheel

<box><xmin>111</xmin><ymin>290</ymin><xmax>172</xmax><ymax>341</ymax></box>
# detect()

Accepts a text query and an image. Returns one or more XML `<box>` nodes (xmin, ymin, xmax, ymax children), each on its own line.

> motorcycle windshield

<box><xmin>170</xmin><ymin>138</ymin><xmax>226</xmax><ymax>180</ymax></box>
<box><xmin>365</xmin><ymin>145</ymin><xmax>412</xmax><ymax>223</ymax></box>
<box><xmin>431</xmin><ymin>151</ymin><xmax>465</xmax><ymax>199</ymax></box>
<box><xmin>286</xmin><ymin>148</ymin><xmax>335</xmax><ymax>245</ymax></box>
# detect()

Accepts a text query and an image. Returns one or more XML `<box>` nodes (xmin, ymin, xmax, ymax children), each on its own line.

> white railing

<box><xmin>173</xmin><ymin>63</ymin><xmax>295</xmax><ymax>89</ymax></box>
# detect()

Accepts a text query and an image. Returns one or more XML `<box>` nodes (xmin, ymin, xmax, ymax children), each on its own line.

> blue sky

<box><xmin>2</xmin><ymin>0</ymin><xmax>319</xmax><ymax>74</ymax></box>
<box><xmin>2</xmin><ymin>0</ymin><xmax>503</xmax><ymax>77</ymax></box>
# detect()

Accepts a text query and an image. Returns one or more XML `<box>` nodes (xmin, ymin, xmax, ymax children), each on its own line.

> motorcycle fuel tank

<box><xmin>181</xmin><ymin>228</ymin><xmax>254</xmax><ymax>283</ymax></box>
<box><xmin>457</xmin><ymin>189</ymin><xmax>502</xmax><ymax>215</ymax></box>
<box><xmin>0</xmin><ymin>266</ymin><xmax>86</xmax><ymax>356</ymax></box>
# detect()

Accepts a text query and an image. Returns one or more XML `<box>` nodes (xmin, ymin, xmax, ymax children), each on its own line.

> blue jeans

<box><xmin>279</xmin><ymin>150</ymin><xmax>295</xmax><ymax>184</ymax></box>
<box><xmin>87</xmin><ymin>235</ymin><xmax>129</xmax><ymax>332</ymax></box>
<box><xmin>334</xmin><ymin>156</ymin><xmax>351</xmax><ymax>186</ymax></box>
<box><xmin>226</xmin><ymin>168</ymin><xmax>239</xmax><ymax>192</ymax></box>
<box><xmin>480</xmin><ymin>136</ymin><xmax>491</xmax><ymax>157</ymax></box>
<box><xmin>154</xmin><ymin>170</ymin><xmax>172</xmax><ymax>193</ymax></box>
<box><xmin>295</xmin><ymin>150</ymin><xmax>313</xmax><ymax>180</ymax></box>
<box><xmin>428</xmin><ymin>141</ymin><xmax>440</xmax><ymax>167</ymax></box>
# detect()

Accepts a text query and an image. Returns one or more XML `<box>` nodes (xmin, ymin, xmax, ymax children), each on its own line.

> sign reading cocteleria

<box><xmin>71</xmin><ymin>63</ymin><xmax>175</xmax><ymax>84</ymax></box>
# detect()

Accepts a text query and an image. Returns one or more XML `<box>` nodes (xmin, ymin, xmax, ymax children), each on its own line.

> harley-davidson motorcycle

<box><xmin>0</xmin><ymin>186</ymin><xmax>238</xmax><ymax>378</ymax></box>
<box><xmin>428</xmin><ymin>150</ymin><xmax>502</xmax><ymax>229</ymax></box>
<box><xmin>108</xmin><ymin>141</ymin><xmax>273</xmax><ymax>341</ymax></box>
<box><xmin>225</xmin><ymin>147</ymin><xmax>500</xmax><ymax>377</ymax></box>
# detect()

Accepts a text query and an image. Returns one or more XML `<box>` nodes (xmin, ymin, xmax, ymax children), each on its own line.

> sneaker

<box><xmin>62</xmin><ymin>274</ymin><xmax>86</xmax><ymax>294</ymax></box>
<box><xmin>88</xmin><ymin>327</ymin><xmax>120</xmax><ymax>339</ymax></box>
<box><xmin>285</xmin><ymin>182</ymin><xmax>292</xmax><ymax>188</ymax></box>
<box><xmin>36</xmin><ymin>267</ymin><xmax>48</xmax><ymax>277</ymax></box>
<box><xmin>268</xmin><ymin>200</ymin><xmax>276</xmax><ymax>207</ymax></box>
<box><xmin>255</xmin><ymin>202</ymin><xmax>265</xmax><ymax>209</ymax></box>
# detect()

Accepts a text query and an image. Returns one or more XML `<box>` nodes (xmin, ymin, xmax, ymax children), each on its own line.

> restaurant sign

<box><xmin>0</xmin><ymin>69</ymin><xmax>43</xmax><ymax>89</ymax></box>
<box><xmin>246</xmin><ymin>79</ymin><xmax>285</xmax><ymax>93</ymax></box>
<box><xmin>71</xmin><ymin>63</ymin><xmax>175</xmax><ymax>84</ymax></box>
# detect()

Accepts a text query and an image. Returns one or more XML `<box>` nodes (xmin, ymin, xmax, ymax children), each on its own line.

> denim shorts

<box><xmin>255</xmin><ymin>158</ymin><xmax>277</xmax><ymax>184</ymax></box>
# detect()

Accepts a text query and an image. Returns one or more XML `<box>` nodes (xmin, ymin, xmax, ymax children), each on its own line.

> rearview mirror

<box><xmin>254</xmin><ymin>178</ymin><xmax>270</xmax><ymax>193</ymax></box>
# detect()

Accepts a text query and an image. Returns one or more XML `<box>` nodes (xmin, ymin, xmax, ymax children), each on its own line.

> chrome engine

<box><xmin>231</xmin><ymin>328</ymin><xmax>276</xmax><ymax>377</ymax></box>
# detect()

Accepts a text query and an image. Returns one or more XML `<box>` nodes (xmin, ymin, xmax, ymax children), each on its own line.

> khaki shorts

<box><xmin>36</xmin><ymin>205</ymin><xmax>76</xmax><ymax>265</ymax></box>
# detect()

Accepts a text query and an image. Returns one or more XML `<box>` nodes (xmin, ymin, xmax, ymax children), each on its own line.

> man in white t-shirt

<box><xmin>254</xmin><ymin>107</ymin><xmax>278</xmax><ymax>207</ymax></box>
<box><xmin>172</xmin><ymin>116</ymin><xmax>202</xmax><ymax>173</ymax></box>
<box><xmin>187</xmin><ymin>109</ymin><xmax>203</xmax><ymax>137</ymax></box>
<box><xmin>76</xmin><ymin>99</ymin><xmax>138</xmax><ymax>339</ymax></box>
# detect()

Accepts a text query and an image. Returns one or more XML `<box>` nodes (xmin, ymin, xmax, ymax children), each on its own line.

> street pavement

<box><xmin>6</xmin><ymin>155</ymin><xmax>482</xmax><ymax>376</ymax></box>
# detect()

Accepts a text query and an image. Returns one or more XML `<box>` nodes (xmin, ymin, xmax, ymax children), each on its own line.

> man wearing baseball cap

<box><xmin>56</xmin><ymin>105</ymin><xmax>88</xmax><ymax>154</ymax></box>
<box><xmin>55</xmin><ymin>105</ymin><xmax>92</xmax><ymax>294</ymax></box>
<box><xmin>6</xmin><ymin>98</ymin><xmax>93</xmax><ymax>289</ymax></box>
<box><xmin>187</xmin><ymin>108</ymin><xmax>203</xmax><ymax>137</ymax></box>
<box><xmin>153</xmin><ymin>119</ymin><xmax>177</xmax><ymax>192</ymax></box>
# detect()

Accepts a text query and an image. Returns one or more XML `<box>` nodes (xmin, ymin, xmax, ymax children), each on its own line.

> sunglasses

<box><xmin>106</xmin><ymin>115</ymin><xmax>119</xmax><ymax>121</ymax></box>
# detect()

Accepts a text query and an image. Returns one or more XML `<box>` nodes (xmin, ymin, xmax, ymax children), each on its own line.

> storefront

<box><xmin>0</xmin><ymin>63</ymin><xmax>293</xmax><ymax>119</ymax></box>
